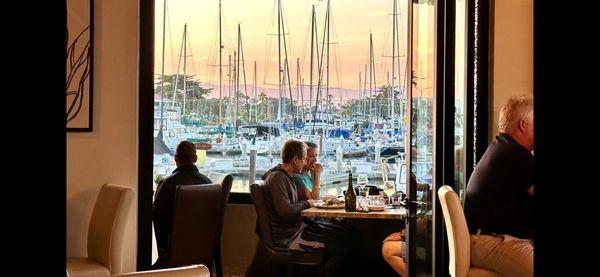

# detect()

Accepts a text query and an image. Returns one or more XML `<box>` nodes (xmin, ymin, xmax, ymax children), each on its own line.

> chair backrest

<box><xmin>169</xmin><ymin>184</ymin><xmax>223</xmax><ymax>267</ymax></box>
<box><xmin>88</xmin><ymin>183</ymin><xmax>135</xmax><ymax>274</ymax></box>
<box><xmin>249</xmin><ymin>181</ymin><xmax>276</xmax><ymax>249</ymax></box>
<box><xmin>111</xmin><ymin>264</ymin><xmax>210</xmax><ymax>277</ymax></box>
<box><xmin>207</xmin><ymin>172</ymin><xmax>234</xmax><ymax>205</ymax></box>
<box><xmin>438</xmin><ymin>185</ymin><xmax>471</xmax><ymax>277</ymax></box>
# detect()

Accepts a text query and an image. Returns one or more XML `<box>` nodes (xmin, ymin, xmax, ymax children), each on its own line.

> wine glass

<box><xmin>383</xmin><ymin>180</ymin><xmax>396</xmax><ymax>198</ymax></box>
<box><xmin>356</xmin><ymin>174</ymin><xmax>368</xmax><ymax>188</ymax></box>
<box><xmin>356</xmin><ymin>174</ymin><xmax>369</xmax><ymax>198</ymax></box>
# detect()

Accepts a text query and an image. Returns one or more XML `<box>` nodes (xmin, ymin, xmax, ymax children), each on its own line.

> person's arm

<box><xmin>268</xmin><ymin>173</ymin><xmax>311</xmax><ymax>219</ymax></box>
<box><xmin>293</xmin><ymin>175</ymin><xmax>313</xmax><ymax>200</ymax></box>
<box><xmin>310</xmin><ymin>163</ymin><xmax>323</xmax><ymax>200</ymax></box>
<box><xmin>297</xmin><ymin>184</ymin><xmax>312</xmax><ymax>201</ymax></box>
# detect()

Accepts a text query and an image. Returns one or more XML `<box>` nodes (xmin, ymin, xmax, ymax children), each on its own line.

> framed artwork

<box><xmin>66</xmin><ymin>0</ymin><xmax>93</xmax><ymax>132</ymax></box>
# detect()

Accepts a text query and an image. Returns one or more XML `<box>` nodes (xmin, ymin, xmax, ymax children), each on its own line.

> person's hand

<box><xmin>311</xmin><ymin>162</ymin><xmax>324</xmax><ymax>175</ymax></box>
<box><xmin>307</xmin><ymin>199</ymin><xmax>319</xmax><ymax>207</ymax></box>
<box><xmin>383</xmin><ymin>231</ymin><xmax>404</xmax><ymax>243</ymax></box>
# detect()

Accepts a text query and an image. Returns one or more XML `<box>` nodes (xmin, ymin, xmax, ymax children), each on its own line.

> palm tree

<box><xmin>258</xmin><ymin>92</ymin><xmax>268</xmax><ymax>121</ymax></box>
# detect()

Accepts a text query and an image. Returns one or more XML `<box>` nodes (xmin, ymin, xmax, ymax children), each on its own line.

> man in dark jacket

<box><xmin>152</xmin><ymin>140</ymin><xmax>212</xmax><ymax>268</ymax></box>
<box><xmin>463</xmin><ymin>95</ymin><xmax>534</xmax><ymax>276</ymax></box>
<box><xmin>262</xmin><ymin>139</ymin><xmax>347</xmax><ymax>276</ymax></box>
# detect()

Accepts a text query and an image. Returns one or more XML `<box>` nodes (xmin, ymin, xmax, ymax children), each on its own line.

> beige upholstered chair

<box><xmin>437</xmin><ymin>185</ymin><xmax>503</xmax><ymax>277</ymax></box>
<box><xmin>68</xmin><ymin>184</ymin><xmax>135</xmax><ymax>277</ymax></box>
<box><xmin>111</xmin><ymin>265</ymin><xmax>210</xmax><ymax>277</ymax></box>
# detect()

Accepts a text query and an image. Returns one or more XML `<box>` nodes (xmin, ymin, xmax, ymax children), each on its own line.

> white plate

<box><xmin>314</xmin><ymin>203</ymin><xmax>345</xmax><ymax>209</ymax></box>
<box><xmin>369</xmin><ymin>205</ymin><xmax>385</xmax><ymax>211</ymax></box>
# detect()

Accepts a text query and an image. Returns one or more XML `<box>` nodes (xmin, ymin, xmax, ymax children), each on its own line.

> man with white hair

<box><xmin>463</xmin><ymin>95</ymin><xmax>534</xmax><ymax>276</ymax></box>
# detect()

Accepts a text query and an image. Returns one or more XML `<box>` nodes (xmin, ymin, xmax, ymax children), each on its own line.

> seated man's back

<box><xmin>262</xmin><ymin>164</ymin><xmax>311</xmax><ymax>247</ymax></box>
<box><xmin>464</xmin><ymin>133</ymin><xmax>533</xmax><ymax>239</ymax></box>
<box><xmin>152</xmin><ymin>141</ymin><xmax>212</xmax><ymax>268</ymax></box>
<box><xmin>462</xmin><ymin>95</ymin><xmax>535</xmax><ymax>277</ymax></box>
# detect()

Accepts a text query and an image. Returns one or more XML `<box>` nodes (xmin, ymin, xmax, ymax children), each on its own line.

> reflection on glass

<box><xmin>455</xmin><ymin>0</ymin><xmax>467</xmax><ymax>202</ymax></box>
<box><xmin>409</xmin><ymin>0</ymin><xmax>435</xmax><ymax>275</ymax></box>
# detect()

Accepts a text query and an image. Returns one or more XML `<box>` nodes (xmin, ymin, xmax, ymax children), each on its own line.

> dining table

<box><xmin>301</xmin><ymin>204</ymin><xmax>408</xmax><ymax>276</ymax></box>
<box><xmin>301</xmin><ymin>205</ymin><xmax>407</xmax><ymax>219</ymax></box>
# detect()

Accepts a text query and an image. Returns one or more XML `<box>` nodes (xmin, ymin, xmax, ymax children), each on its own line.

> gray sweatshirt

<box><xmin>262</xmin><ymin>164</ymin><xmax>311</xmax><ymax>247</ymax></box>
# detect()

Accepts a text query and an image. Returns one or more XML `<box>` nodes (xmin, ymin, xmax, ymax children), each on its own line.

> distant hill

<box><xmin>198</xmin><ymin>82</ymin><xmax>362</xmax><ymax>104</ymax></box>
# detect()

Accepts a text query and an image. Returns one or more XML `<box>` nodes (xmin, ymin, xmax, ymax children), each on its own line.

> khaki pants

<box><xmin>470</xmin><ymin>233</ymin><xmax>533</xmax><ymax>277</ymax></box>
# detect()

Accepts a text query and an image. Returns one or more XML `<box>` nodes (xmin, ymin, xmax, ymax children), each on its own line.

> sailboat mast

<box><xmin>238</xmin><ymin>24</ymin><xmax>249</xmax><ymax>125</ymax></box>
<box><xmin>277</xmin><ymin>0</ymin><xmax>282</xmax><ymax>122</ymax></box>
<box><xmin>358</xmin><ymin>72</ymin><xmax>361</xmax><ymax>115</ymax></box>
<box><xmin>182</xmin><ymin>23</ymin><xmax>188</xmax><ymax>119</ymax></box>
<box><xmin>363</xmin><ymin>63</ymin><xmax>367</xmax><ymax>116</ymax></box>
<box><xmin>309</xmin><ymin>5</ymin><xmax>317</xmax><ymax>133</ymax></box>
<box><xmin>252</xmin><ymin>60</ymin><xmax>256</xmax><ymax>123</ymax></box>
<box><xmin>326</xmin><ymin>0</ymin><xmax>331</xmax><ymax>120</ymax></box>
<box><xmin>387</xmin><ymin>71</ymin><xmax>390</xmax><ymax>117</ymax></box>
<box><xmin>390</xmin><ymin>0</ymin><xmax>397</xmax><ymax>127</ymax></box>
<box><xmin>281</xmin><ymin>17</ymin><xmax>294</xmax><ymax>125</ymax></box>
<box><xmin>296</xmin><ymin>57</ymin><xmax>300</xmax><ymax>122</ymax></box>
<box><xmin>369</xmin><ymin>32</ymin><xmax>378</xmax><ymax>123</ymax></box>
<box><xmin>236</xmin><ymin>24</ymin><xmax>241</xmax><ymax>129</ymax></box>
<box><xmin>369</xmin><ymin>33</ymin><xmax>373</xmax><ymax>121</ymax></box>
<box><xmin>228</xmin><ymin>54</ymin><xmax>232</xmax><ymax>124</ymax></box>
<box><xmin>218</xmin><ymin>0</ymin><xmax>223</xmax><ymax>126</ymax></box>
<box><xmin>171</xmin><ymin>26</ymin><xmax>185</xmax><ymax>110</ymax></box>
<box><xmin>159</xmin><ymin>0</ymin><xmax>167</xmax><ymax>137</ymax></box>
<box><xmin>301</xmin><ymin>77</ymin><xmax>305</xmax><ymax>122</ymax></box>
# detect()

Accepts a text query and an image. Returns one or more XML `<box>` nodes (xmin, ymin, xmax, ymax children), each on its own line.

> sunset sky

<box><xmin>154</xmin><ymin>0</ymin><xmax>435</xmax><ymax>102</ymax></box>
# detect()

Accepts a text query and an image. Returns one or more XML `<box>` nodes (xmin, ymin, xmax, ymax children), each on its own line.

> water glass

<box><xmin>356</xmin><ymin>174</ymin><xmax>369</xmax><ymax>188</ymax></box>
<box><xmin>358</xmin><ymin>185</ymin><xmax>370</xmax><ymax>197</ymax></box>
<box><xmin>369</xmin><ymin>195</ymin><xmax>385</xmax><ymax>207</ymax></box>
<box><xmin>357</xmin><ymin>196</ymin><xmax>370</xmax><ymax>212</ymax></box>
<box><xmin>390</xmin><ymin>194</ymin><xmax>403</xmax><ymax>208</ymax></box>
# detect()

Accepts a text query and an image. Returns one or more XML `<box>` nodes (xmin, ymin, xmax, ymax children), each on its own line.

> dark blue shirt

<box><xmin>464</xmin><ymin>133</ymin><xmax>534</xmax><ymax>239</ymax></box>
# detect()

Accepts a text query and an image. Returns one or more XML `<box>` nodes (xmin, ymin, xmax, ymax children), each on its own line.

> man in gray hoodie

<box><xmin>262</xmin><ymin>139</ymin><xmax>347</xmax><ymax>276</ymax></box>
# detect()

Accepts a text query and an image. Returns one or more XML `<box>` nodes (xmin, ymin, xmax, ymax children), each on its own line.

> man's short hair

<box><xmin>304</xmin><ymin>141</ymin><xmax>318</xmax><ymax>150</ymax></box>
<box><xmin>281</xmin><ymin>139</ymin><xmax>307</xmax><ymax>163</ymax></box>
<box><xmin>175</xmin><ymin>141</ymin><xmax>197</xmax><ymax>164</ymax></box>
<box><xmin>498</xmin><ymin>95</ymin><xmax>533</xmax><ymax>133</ymax></box>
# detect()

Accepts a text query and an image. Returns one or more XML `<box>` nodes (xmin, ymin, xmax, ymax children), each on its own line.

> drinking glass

<box><xmin>357</xmin><ymin>196</ymin><xmax>370</xmax><ymax>212</ymax></box>
<box><xmin>383</xmin><ymin>181</ymin><xmax>396</xmax><ymax>198</ymax></box>
<box><xmin>356</xmin><ymin>174</ymin><xmax>369</xmax><ymax>189</ymax></box>
<box><xmin>358</xmin><ymin>186</ymin><xmax>370</xmax><ymax>197</ymax></box>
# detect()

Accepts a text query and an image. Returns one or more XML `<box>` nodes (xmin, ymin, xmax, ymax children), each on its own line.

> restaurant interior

<box><xmin>63</xmin><ymin>0</ymin><xmax>572</xmax><ymax>276</ymax></box>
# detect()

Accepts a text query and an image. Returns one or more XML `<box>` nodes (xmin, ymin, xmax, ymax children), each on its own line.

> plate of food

<box><xmin>314</xmin><ymin>196</ymin><xmax>345</xmax><ymax>209</ymax></box>
<box><xmin>368</xmin><ymin>205</ymin><xmax>386</xmax><ymax>211</ymax></box>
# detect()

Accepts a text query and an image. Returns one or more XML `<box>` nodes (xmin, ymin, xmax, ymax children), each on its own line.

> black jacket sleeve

<box><xmin>152</xmin><ymin>180</ymin><xmax>174</xmax><ymax>249</ymax></box>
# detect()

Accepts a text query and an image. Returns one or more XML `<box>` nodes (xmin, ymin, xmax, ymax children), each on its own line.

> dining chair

<box><xmin>67</xmin><ymin>184</ymin><xmax>135</xmax><ymax>277</ymax></box>
<box><xmin>206</xmin><ymin>172</ymin><xmax>234</xmax><ymax>277</ymax></box>
<box><xmin>111</xmin><ymin>264</ymin><xmax>210</xmax><ymax>277</ymax></box>
<box><xmin>250</xmin><ymin>181</ymin><xmax>324</xmax><ymax>277</ymax></box>
<box><xmin>437</xmin><ymin>185</ymin><xmax>503</xmax><ymax>277</ymax></box>
<box><xmin>168</xmin><ymin>184</ymin><xmax>225</xmax><ymax>276</ymax></box>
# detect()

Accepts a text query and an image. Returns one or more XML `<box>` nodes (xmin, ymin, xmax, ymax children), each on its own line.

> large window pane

<box><xmin>152</xmin><ymin>0</ymin><xmax>417</xmax><ymax>196</ymax></box>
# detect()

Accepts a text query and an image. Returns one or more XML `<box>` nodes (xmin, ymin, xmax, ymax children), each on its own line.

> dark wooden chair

<box><xmin>168</xmin><ymin>184</ymin><xmax>226</xmax><ymax>276</ymax></box>
<box><xmin>249</xmin><ymin>182</ymin><xmax>324</xmax><ymax>277</ymax></box>
<box><xmin>207</xmin><ymin>172</ymin><xmax>234</xmax><ymax>277</ymax></box>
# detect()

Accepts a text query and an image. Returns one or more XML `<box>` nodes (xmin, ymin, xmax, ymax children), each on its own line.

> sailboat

<box><xmin>359</xmin><ymin>0</ymin><xmax>408</xmax><ymax>162</ymax></box>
